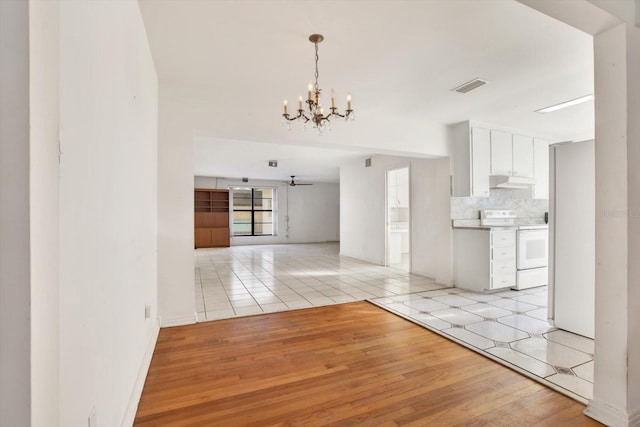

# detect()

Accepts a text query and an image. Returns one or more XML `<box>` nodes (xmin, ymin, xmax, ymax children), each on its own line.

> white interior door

<box><xmin>386</xmin><ymin>166</ymin><xmax>410</xmax><ymax>270</ymax></box>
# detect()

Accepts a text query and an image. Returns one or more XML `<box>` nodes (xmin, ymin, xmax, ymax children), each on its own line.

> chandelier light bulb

<box><xmin>282</xmin><ymin>34</ymin><xmax>354</xmax><ymax>135</ymax></box>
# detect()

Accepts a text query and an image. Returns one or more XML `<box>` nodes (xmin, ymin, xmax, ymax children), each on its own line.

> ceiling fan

<box><xmin>288</xmin><ymin>176</ymin><xmax>313</xmax><ymax>187</ymax></box>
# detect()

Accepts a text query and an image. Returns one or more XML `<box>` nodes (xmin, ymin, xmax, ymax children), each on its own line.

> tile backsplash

<box><xmin>451</xmin><ymin>189</ymin><xmax>548</xmax><ymax>220</ymax></box>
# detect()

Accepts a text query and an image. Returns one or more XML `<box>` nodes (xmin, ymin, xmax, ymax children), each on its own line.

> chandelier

<box><xmin>282</xmin><ymin>34</ymin><xmax>354</xmax><ymax>134</ymax></box>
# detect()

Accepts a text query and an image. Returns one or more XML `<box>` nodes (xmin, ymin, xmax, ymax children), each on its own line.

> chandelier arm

<box><xmin>282</xmin><ymin>110</ymin><xmax>306</xmax><ymax>122</ymax></box>
<box><xmin>328</xmin><ymin>108</ymin><xmax>345</xmax><ymax>119</ymax></box>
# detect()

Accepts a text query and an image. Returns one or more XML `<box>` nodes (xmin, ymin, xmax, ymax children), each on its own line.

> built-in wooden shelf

<box><xmin>194</xmin><ymin>189</ymin><xmax>230</xmax><ymax>248</ymax></box>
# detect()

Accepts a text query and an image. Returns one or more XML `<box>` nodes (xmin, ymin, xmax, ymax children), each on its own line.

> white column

<box><xmin>157</xmin><ymin>89</ymin><xmax>196</xmax><ymax>326</ymax></box>
<box><xmin>517</xmin><ymin>1</ymin><xmax>639</xmax><ymax>425</ymax></box>
<box><xmin>584</xmin><ymin>18</ymin><xmax>640</xmax><ymax>427</ymax></box>
<box><xmin>29</xmin><ymin>1</ymin><xmax>60</xmax><ymax>425</ymax></box>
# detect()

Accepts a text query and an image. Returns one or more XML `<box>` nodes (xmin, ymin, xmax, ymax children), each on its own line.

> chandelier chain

<box><xmin>314</xmin><ymin>41</ymin><xmax>320</xmax><ymax>90</ymax></box>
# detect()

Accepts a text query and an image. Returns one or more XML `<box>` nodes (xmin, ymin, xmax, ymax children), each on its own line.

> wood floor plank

<box><xmin>135</xmin><ymin>302</ymin><xmax>602</xmax><ymax>426</ymax></box>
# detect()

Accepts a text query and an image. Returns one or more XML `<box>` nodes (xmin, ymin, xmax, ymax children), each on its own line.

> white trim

<box><xmin>338</xmin><ymin>251</ymin><xmax>383</xmax><ymax>266</ymax></box>
<box><xmin>584</xmin><ymin>399</ymin><xmax>640</xmax><ymax>427</ymax></box>
<box><xmin>120</xmin><ymin>317</ymin><xmax>160</xmax><ymax>427</ymax></box>
<box><xmin>160</xmin><ymin>312</ymin><xmax>198</xmax><ymax>328</ymax></box>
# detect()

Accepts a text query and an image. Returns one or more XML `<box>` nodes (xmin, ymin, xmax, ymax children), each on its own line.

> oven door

<box><xmin>517</xmin><ymin>229</ymin><xmax>548</xmax><ymax>270</ymax></box>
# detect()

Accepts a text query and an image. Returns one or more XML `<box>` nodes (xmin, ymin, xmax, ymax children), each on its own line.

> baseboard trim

<box><xmin>406</xmin><ymin>269</ymin><xmax>435</xmax><ymax>280</ymax></box>
<box><xmin>584</xmin><ymin>399</ymin><xmax>640</xmax><ymax>426</ymax></box>
<box><xmin>338</xmin><ymin>251</ymin><xmax>383</xmax><ymax>266</ymax></box>
<box><xmin>121</xmin><ymin>317</ymin><xmax>160</xmax><ymax>427</ymax></box>
<box><xmin>160</xmin><ymin>312</ymin><xmax>198</xmax><ymax>328</ymax></box>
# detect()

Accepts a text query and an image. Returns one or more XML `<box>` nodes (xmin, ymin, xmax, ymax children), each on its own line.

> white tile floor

<box><xmin>194</xmin><ymin>242</ymin><xmax>441</xmax><ymax>321</ymax></box>
<box><xmin>369</xmin><ymin>286</ymin><xmax>595</xmax><ymax>403</ymax></box>
<box><xmin>194</xmin><ymin>242</ymin><xmax>595</xmax><ymax>404</ymax></box>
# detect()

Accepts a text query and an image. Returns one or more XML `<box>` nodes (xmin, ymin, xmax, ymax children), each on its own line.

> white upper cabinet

<box><xmin>490</xmin><ymin>131</ymin><xmax>534</xmax><ymax>178</ymax></box>
<box><xmin>451</xmin><ymin>122</ymin><xmax>490</xmax><ymax>197</ymax></box>
<box><xmin>451</xmin><ymin>121</ymin><xmax>549</xmax><ymax>198</ymax></box>
<box><xmin>512</xmin><ymin>134</ymin><xmax>535</xmax><ymax>178</ymax></box>
<box><xmin>490</xmin><ymin>130</ymin><xmax>513</xmax><ymax>175</ymax></box>
<box><xmin>471</xmin><ymin>127</ymin><xmax>491</xmax><ymax>197</ymax></box>
<box><xmin>533</xmin><ymin>138</ymin><xmax>550</xmax><ymax>199</ymax></box>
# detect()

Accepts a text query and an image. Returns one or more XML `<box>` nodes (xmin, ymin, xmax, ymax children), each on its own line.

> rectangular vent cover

<box><xmin>453</xmin><ymin>78</ymin><xmax>489</xmax><ymax>94</ymax></box>
<box><xmin>365</xmin><ymin>158</ymin><xmax>372</xmax><ymax>167</ymax></box>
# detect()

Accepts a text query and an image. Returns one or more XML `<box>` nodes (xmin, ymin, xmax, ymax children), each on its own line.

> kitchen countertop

<box><xmin>451</xmin><ymin>219</ymin><xmax>548</xmax><ymax>230</ymax></box>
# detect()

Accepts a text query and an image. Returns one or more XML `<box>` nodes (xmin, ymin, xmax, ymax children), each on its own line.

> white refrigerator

<box><xmin>548</xmin><ymin>140</ymin><xmax>595</xmax><ymax>339</ymax></box>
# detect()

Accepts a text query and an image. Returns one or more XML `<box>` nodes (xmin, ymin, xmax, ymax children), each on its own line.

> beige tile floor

<box><xmin>194</xmin><ymin>242</ymin><xmax>594</xmax><ymax>404</ymax></box>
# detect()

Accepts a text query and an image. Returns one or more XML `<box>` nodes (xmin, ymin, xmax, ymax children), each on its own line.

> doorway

<box><xmin>386</xmin><ymin>166</ymin><xmax>410</xmax><ymax>271</ymax></box>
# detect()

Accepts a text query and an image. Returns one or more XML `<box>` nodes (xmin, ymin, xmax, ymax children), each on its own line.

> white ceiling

<box><xmin>193</xmin><ymin>137</ymin><xmax>384</xmax><ymax>183</ymax></box>
<box><xmin>139</xmin><ymin>0</ymin><xmax>594</xmax><ymax>182</ymax></box>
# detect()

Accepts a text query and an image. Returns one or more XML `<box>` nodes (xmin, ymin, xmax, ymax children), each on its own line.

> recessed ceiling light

<box><xmin>535</xmin><ymin>94</ymin><xmax>594</xmax><ymax>113</ymax></box>
<box><xmin>452</xmin><ymin>78</ymin><xmax>489</xmax><ymax>94</ymax></box>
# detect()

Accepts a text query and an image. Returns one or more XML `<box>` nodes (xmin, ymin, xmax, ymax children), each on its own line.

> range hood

<box><xmin>489</xmin><ymin>175</ymin><xmax>535</xmax><ymax>189</ymax></box>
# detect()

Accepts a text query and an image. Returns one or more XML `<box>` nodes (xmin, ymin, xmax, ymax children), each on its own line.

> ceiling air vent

<box><xmin>452</xmin><ymin>78</ymin><xmax>489</xmax><ymax>94</ymax></box>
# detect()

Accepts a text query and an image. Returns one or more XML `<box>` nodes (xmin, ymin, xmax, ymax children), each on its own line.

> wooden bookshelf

<box><xmin>194</xmin><ymin>189</ymin><xmax>230</xmax><ymax>248</ymax></box>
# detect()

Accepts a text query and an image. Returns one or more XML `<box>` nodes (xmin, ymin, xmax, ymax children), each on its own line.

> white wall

<box><xmin>288</xmin><ymin>182</ymin><xmax>339</xmax><ymax>243</ymax></box>
<box><xmin>0</xmin><ymin>1</ymin><xmax>31</xmax><ymax>425</ymax></box>
<box><xmin>340</xmin><ymin>155</ymin><xmax>452</xmax><ymax>283</ymax></box>
<box><xmin>194</xmin><ymin>176</ymin><xmax>339</xmax><ymax>245</ymax></box>
<box><xmin>29</xmin><ymin>1</ymin><xmax>60</xmax><ymax>425</ymax></box>
<box><xmin>158</xmin><ymin>89</ymin><xmax>196</xmax><ymax>327</ymax></box>
<box><xmin>340</xmin><ymin>156</ymin><xmax>390</xmax><ymax>264</ymax></box>
<box><xmin>58</xmin><ymin>2</ymin><xmax>159</xmax><ymax>426</ymax></box>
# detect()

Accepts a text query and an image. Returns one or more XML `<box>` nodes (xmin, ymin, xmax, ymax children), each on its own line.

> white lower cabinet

<box><xmin>453</xmin><ymin>228</ymin><xmax>516</xmax><ymax>292</ymax></box>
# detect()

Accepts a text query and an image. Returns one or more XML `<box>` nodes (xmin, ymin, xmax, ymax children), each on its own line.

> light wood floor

<box><xmin>135</xmin><ymin>302</ymin><xmax>602</xmax><ymax>426</ymax></box>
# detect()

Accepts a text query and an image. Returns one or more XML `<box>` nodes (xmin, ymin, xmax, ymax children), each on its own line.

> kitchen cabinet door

<box><xmin>470</xmin><ymin>127</ymin><xmax>491</xmax><ymax>197</ymax></box>
<box><xmin>512</xmin><ymin>134</ymin><xmax>534</xmax><ymax>178</ymax></box>
<box><xmin>490</xmin><ymin>130</ymin><xmax>513</xmax><ymax>175</ymax></box>
<box><xmin>533</xmin><ymin>138</ymin><xmax>550</xmax><ymax>199</ymax></box>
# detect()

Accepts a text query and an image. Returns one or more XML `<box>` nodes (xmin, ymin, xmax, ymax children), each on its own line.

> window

<box><xmin>232</xmin><ymin>188</ymin><xmax>275</xmax><ymax>236</ymax></box>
